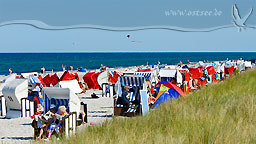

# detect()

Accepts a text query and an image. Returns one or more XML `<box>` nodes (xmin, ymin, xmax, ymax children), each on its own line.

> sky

<box><xmin>1</xmin><ymin>0</ymin><xmax>256</xmax><ymax>28</ymax></box>
<box><xmin>0</xmin><ymin>0</ymin><xmax>255</xmax><ymax>52</ymax></box>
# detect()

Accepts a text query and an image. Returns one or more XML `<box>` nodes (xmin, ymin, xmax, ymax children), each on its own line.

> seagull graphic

<box><xmin>232</xmin><ymin>4</ymin><xmax>253</xmax><ymax>31</ymax></box>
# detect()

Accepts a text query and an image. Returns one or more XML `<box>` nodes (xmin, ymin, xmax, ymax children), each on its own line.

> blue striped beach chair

<box><xmin>42</xmin><ymin>88</ymin><xmax>81</xmax><ymax>116</ymax></box>
<box><xmin>29</xmin><ymin>75</ymin><xmax>41</xmax><ymax>84</ymax></box>
<box><xmin>134</xmin><ymin>72</ymin><xmax>151</xmax><ymax>80</ymax></box>
<box><xmin>117</xmin><ymin>75</ymin><xmax>147</xmax><ymax>100</ymax></box>
<box><xmin>127</xmin><ymin>108</ymin><xmax>136</xmax><ymax>113</ymax></box>
<box><xmin>126</xmin><ymin>104</ymin><xmax>139</xmax><ymax>117</ymax></box>
<box><xmin>115</xmin><ymin>75</ymin><xmax>147</xmax><ymax>116</ymax></box>
<box><xmin>41</xmin><ymin>87</ymin><xmax>83</xmax><ymax>137</ymax></box>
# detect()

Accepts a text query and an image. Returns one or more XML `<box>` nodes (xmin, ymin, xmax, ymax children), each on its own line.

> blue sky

<box><xmin>1</xmin><ymin>0</ymin><xmax>256</xmax><ymax>28</ymax></box>
<box><xmin>0</xmin><ymin>0</ymin><xmax>255</xmax><ymax>52</ymax></box>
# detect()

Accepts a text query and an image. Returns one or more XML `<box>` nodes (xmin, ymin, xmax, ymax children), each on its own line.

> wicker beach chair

<box><xmin>31</xmin><ymin>87</ymin><xmax>87</xmax><ymax>139</ymax></box>
<box><xmin>114</xmin><ymin>75</ymin><xmax>147</xmax><ymax>116</ymax></box>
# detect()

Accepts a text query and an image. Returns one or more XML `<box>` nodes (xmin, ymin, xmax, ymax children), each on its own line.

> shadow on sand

<box><xmin>88</xmin><ymin>110</ymin><xmax>107</xmax><ymax>113</ymax></box>
<box><xmin>21</xmin><ymin>123</ymin><xmax>31</xmax><ymax>126</ymax></box>
<box><xmin>88</xmin><ymin>114</ymin><xmax>112</xmax><ymax>118</ymax></box>
<box><xmin>1</xmin><ymin>136</ymin><xmax>33</xmax><ymax>140</ymax></box>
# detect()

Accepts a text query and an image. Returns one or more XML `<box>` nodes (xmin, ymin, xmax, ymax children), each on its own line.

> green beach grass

<box><xmin>53</xmin><ymin>69</ymin><xmax>256</xmax><ymax>144</ymax></box>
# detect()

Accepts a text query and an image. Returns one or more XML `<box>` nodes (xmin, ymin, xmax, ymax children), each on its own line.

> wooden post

<box><xmin>0</xmin><ymin>96</ymin><xmax>6</xmax><ymax>116</ymax></box>
<box><xmin>102</xmin><ymin>83</ymin><xmax>106</xmax><ymax>97</ymax></box>
<box><xmin>110</xmin><ymin>84</ymin><xmax>114</xmax><ymax>98</ymax></box>
<box><xmin>84</xmin><ymin>104</ymin><xmax>88</xmax><ymax>123</ymax></box>
<box><xmin>21</xmin><ymin>98</ymin><xmax>36</xmax><ymax>117</ymax></box>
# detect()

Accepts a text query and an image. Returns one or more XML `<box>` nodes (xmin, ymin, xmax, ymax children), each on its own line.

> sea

<box><xmin>0</xmin><ymin>52</ymin><xmax>255</xmax><ymax>75</ymax></box>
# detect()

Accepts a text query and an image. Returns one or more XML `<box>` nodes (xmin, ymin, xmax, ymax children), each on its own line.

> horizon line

<box><xmin>0</xmin><ymin>51</ymin><xmax>256</xmax><ymax>53</ymax></box>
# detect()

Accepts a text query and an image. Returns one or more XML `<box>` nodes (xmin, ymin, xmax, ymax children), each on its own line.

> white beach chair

<box><xmin>159</xmin><ymin>68</ymin><xmax>177</xmax><ymax>82</ymax></box>
<box><xmin>244</xmin><ymin>61</ymin><xmax>252</xmax><ymax>69</ymax></box>
<box><xmin>2</xmin><ymin>79</ymin><xmax>28</xmax><ymax>118</ymax></box>
<box><xmin>54</xmin><ymin>80</ymin><xmax>83</xmax><ymax>94</ymax></box>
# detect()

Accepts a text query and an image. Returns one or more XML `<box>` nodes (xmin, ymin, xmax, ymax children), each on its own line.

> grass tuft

<box><xmin>52</xmin><ymin>69</ymin><xmax>256</xmax><ymax>144</ymax></box>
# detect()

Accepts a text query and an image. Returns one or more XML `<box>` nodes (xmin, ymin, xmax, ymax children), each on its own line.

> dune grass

<box><xmin>54</xmin><ymin>69</ymin><xmax>256</xmax><ymax>144</ymax></box>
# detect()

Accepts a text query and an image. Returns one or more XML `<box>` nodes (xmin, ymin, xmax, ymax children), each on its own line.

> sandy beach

<box><xmin>0</xmin><ymin>89</ymin><xmax>113</xmax><ymax>144</ymax></box>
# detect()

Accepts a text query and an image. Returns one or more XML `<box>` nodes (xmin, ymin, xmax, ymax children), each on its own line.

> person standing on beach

<box><xmin>62</xmin><ymin>64</ymin><xmax>66</xmax><ymax>71</ymax></box>
<box><xmin>40</xmin><ymin>67</ymin><xmax>45</xmax><ymax>74</ymax></box>
<box><xmin>9</xmin><ymin>68</ymin><xmax>12</xmax><ymax>75</ymax></box>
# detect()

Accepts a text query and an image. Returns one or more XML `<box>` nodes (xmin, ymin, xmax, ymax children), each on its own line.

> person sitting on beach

<box><xmin>32</xmin><ymin>104</ymin><xmax>45</xmax><ymax>140</ymax></box>
<box><xmin>31</xmin><ymin>104</ymin><xmax>44</xmax><ymax>119</ymax></box>
<box><xmin>152</xmin><ymin>89</ymin><xmax>157</xmax><ymax>98</ymax></box>
<box><xmin>146</xmin><ymin>79</ymin><xmax>151</xmax><ymax>89</ymax></box>
<box><xmin>36</xmin><ymin>104</ymin><xmax>57</xmax><ymax>140</ymax></box>
<box><xmin>116</xmin><ymin>86</ymin><xmax>133</xmax><ymax>115</ymax></box>
<box><xmin>147</xmin><ymin>87</ymin><xmax>155</xmax><ymax>105</ymax></box>
<box><xmin>79</xmin><ymin>110</ymin><xmax>86</xmax><ymax>124</ymax></box>
<box><xmin>47</xmin><ymin>106</ymin><xmax>68</xmax><ymax>139</ymax></box>
<box><xmin>84</xmin><ymin>83</ymin><xmax>89</xmax><ymax>90</ymax></box>
<box><xmin>202</xmin><ymin>67</ymin><xmax>209</xmax><ymax>83</ymax></box>
<box><xmin>145</xmin><ymin>79</ymin><xmax>155</xmax><ymax>104</ymax></box>
<box><xmin>189</xmin><ymin>77</ymin><xmax>197</xmax><ymax>90</ymax></box>
<box><xmin>171</xmin><ymin>78</ymin><xmax>177</xmax><ymax>85</ymax></box>
<box><xmin>157</xmin><ymin>76</ymin><xmax>161</xmax><ymax>83</ymax></box>
<box><xmin>122</xmin><ymin>86</ymin><xmax>134</xmax><ymax>104</ymax></box>
<box><xmin>78</xmin><ymin>82</ymin><xmax>87</xmax><ymax>93</ymax></box>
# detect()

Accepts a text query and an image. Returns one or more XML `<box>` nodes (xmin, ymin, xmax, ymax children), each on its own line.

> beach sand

<box><xmin>0</xmin><ymin>89</ymin><xmax>113</xmax><ymax>144</ymax></box>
